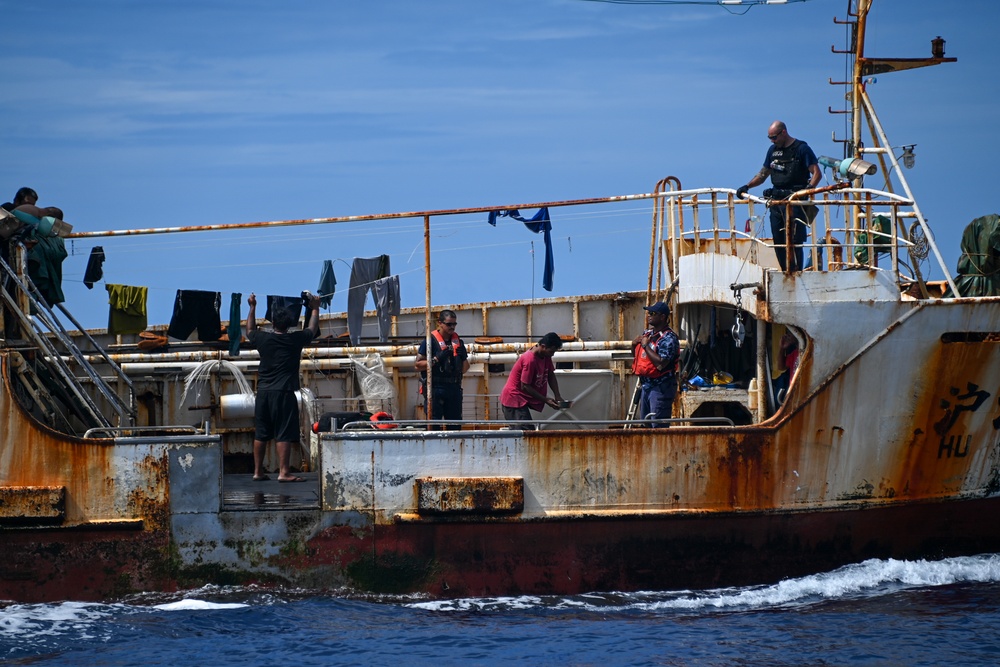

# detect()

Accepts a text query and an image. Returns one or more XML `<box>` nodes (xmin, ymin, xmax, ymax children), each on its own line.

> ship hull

<box><xmin>4</xmin><ymin>492</ymin><xmax>998</xmax><ymax>603</ymax></box>
<box><xmin>309</xmin><ymin>495</ymin><xmax>1000</xmax><ymax>597</ymax></box>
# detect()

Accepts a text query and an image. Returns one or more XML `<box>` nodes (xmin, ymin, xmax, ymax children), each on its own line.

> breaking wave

<box><xmin>408</xmin><ymin>552</ymin><xmax>1000</xmax><ymax>612</ymax></box>
<box><xmin>5</xmin><ymin>556</ymin><xmax>1000</xmax><ymax>665</ymax></box>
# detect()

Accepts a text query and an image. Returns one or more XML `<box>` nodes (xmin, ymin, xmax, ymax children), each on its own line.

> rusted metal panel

<box><xmin>0</xmin><ymin>354</ymin><xmax>210</xmax><ymax>531</ymax></box>
<box><xmin>0</xmin><ymin>485</ymin><xmax>65</xmax><ymax>524</ymax></box>
<box><xmin>417</xmin><ymin>476</ymin><xmax>524</xmax><ymax>515</ymax></box>
<box><xmin>323</xmin><ymin>299</ymin><xmax>1000</xmax><ymax>520</ymax></box>
<box><xmin>0</xmin><ymin>526</ymin><xmax>173</xmax><ymax>603</ymax></box>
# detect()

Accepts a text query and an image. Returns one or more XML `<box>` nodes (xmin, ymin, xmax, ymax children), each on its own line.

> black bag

<box><xmin>313</xmin><ymin>411</ymin><xmax>368</xmax><ymax>432</ymax></box>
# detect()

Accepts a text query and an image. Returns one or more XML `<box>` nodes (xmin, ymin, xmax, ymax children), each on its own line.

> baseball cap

<box><xmin>643</xmin><ymin>301</ymin><xmax>670</xmax><ymax>315</ymax></box>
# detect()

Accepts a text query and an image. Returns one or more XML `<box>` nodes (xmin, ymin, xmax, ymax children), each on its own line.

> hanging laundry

<box><xmin>487</xmin><ymin>208</ymin><xmax>554</xmax><ymax>291</ymax></box>
<box><xmin>4</xmin><ymin>209</ymin><xmax>69</xmax><ymax>305</ymax></box>
<box><xmin>228</xmin><ymin>292</ymin><xmax>242</xmax><ymax>356</ymax></box>
<box><xmin>264</xmin><ymin>294</ymin><xmax>305</xmax><ymax>323</ymax></box>
<box><xmin>372</xmin><ymin>275</ymin><xmax>401</xmax><ymax>341</ymax></box>
<box><xmin>28</xmin><ymin>235</ymin><xmax>68</xmax><ymax>305</ymax></box>
<box><xmin>317</xmin><ymin>259</ymin><xmax>337</xmax><ymax>309</ymax></box>
<box><xmin>167</xmin><ymin>289</ymin><xmax>222</xmax><ymax>341</ymax></box>
<box><xmin>106</xmin><ymin>284</ymin><xmax>147</xmax><ymax>335</ymax></box>
<box><xmin>83</xmin><ymin>246</ymin><xmax>105</xmax><ymax>289</ymax></box>
<box><xmin>347</xmin><ymin>255</ymin><xmax>391</xmax><ymax>344</ymax></box>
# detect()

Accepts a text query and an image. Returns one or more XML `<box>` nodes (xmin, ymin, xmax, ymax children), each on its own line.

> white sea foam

<box><xmin>408</xmin><ymin>553</ymin><xmax>1000</xmax><ymax>613</ymax></box>
<box><xmin>152</xmin><ymin>599</ymin><xmax>248</xmax><ymax>611</ymax></box>
<box><xmin>0</xmin><ymin>601</ymin><xmax>118</xmax><ymax>641</ymax></box>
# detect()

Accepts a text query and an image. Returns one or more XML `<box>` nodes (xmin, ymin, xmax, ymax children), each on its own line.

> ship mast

<box><xmin>836</xmin><ymin>0</ymin><xmax>959</xmax><ymax>293</ymax></box>
<box><xmin>846</xmin><ymin>0</ymin><xmax>955</xmax><ymax>169</ymax></box>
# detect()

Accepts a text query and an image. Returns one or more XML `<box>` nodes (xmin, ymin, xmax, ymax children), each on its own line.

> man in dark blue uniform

<box><xmin>737</xmin><ymin>121</ymin><xmax>822</xmax><ymax>271</ymax></box>
<box><xmin>415</xmin><ymin>309</ymin><xmax>469</xmax><ymax>429</ymax></box>
<box><xmin>631</xmin><ymin>301</ymin><xmax>680</xmax><ymax>427</ymax></box>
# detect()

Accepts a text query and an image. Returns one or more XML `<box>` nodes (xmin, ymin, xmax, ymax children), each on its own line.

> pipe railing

<box><xmin>664</xmin><ymin>186</ymin><xmax>935</xmax><ymax>287</ymax></box>
<box><xmin>330</xmin><ymin>415</ymin><xmax>737</xmax><ymax>432</ymax></box>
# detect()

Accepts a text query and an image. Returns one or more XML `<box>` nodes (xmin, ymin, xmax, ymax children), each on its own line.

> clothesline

<box><xmin>62</xmin><ymin>204</ymin><xmax>654</xmax><ymax>256</ymax></box>
<box><xmin>63</xmin><ymin>264</ymin><xmax>425</xmax><ymax>295</ymax></box>
<box><xmin>61</xmin><ymin>211</ymin><xmax>650</xmax><ymax>308</ymax></box>
<box><xmin>102</xmin><ymin>255</ymin><xmax>405</xmax><ymax>348</ymax></box>
<box><xmin>61</xmin><ymin>224</ymin><xmax>648</xmax><ymax>285</ymax></box>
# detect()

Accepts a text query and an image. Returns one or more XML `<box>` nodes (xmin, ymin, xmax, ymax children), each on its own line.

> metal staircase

<box><xmin>0</xmin><ymin>243</ymin><xmax>135</xmax><ymax>434</ymax></box>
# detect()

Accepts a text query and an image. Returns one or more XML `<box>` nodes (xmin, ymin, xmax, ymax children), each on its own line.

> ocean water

<box><xmin>4</xmin><ymin>554</ymin><xmax>1000</xmax><ymax>666</ymax></box>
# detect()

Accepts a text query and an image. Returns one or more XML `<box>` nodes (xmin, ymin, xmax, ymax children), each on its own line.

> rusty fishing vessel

<box><xmin>3</xmin><ymin>1</ymin><xmax>997</xmax><ymax>603</ymax></box>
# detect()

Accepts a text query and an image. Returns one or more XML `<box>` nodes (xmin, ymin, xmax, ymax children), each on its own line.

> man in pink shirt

<box><xmin>500</xmin><ymin>332</ymin><xmax>566</xmax><ymax>429</ymax></box>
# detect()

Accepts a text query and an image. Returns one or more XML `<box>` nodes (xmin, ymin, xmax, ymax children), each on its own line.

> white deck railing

<box><xmin>649</xmin><ymin>185</ymin><xmax>954</xmax><ymax>297</ymax></box>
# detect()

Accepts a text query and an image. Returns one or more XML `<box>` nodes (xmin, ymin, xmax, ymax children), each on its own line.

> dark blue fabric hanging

<box><xmin>317</xmin><ymin>259</ymin><xmax>337</xmax><ymax>309</ymax></box>
<box><xmin>487</xmin><ymin>208</ymin><xmax>554</xmax><ymax>291</ymax></box>
<box><xmin>228</xmin><ymin>293</ymin><xmax>242</xmax><ymax>357</ymax></box>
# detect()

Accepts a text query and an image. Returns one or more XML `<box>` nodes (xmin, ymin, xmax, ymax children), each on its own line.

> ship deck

<box><xmin>222</xmin><ymin>471</ymin><xmax>320</xmax><ymax>510</ymax></box>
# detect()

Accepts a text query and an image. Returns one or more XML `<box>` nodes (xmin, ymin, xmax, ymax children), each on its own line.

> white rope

<box><xmin>180</xmin><ymin>359</ymin><xmax>254</xmax><ymax>406</ymax></box>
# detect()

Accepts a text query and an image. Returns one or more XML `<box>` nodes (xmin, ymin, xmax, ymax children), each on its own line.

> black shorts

<box><xmin>501</xmin><ymin>404</ymin><xmax>537</xmax><ymax>430</ymax></box>
<box><xmin>167</xmin><ymin>290</ymin><xmax>222</xmax><ymax>341</ymax></box>
<box><xmin>254</xmin><ymin>390</ymin><xmax>301</xmax><ymax>442</ymax></box>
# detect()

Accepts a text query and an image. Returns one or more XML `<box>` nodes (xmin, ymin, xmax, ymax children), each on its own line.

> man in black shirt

<box><xmin>246</xmin><ymin>291</ymin><xmax>320</xmax><ymax>482</ymax></box>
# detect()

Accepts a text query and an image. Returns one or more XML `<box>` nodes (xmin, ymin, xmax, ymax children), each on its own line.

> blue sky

<box><xmin>1</xmin><ymin>0</ymin><xmax>997</xmax><ymax>330</ymax></box>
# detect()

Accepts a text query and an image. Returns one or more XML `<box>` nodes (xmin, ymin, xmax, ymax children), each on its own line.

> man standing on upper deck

<box><xmin>246</xmin><ymin>291</ymin><xmax>320</xmax><ymax>482</ymax></box>
<box><xmin>414</xmin><ymin>309</ymin><xmax>469</xmax><ymax>429</ymax></box>
<box><xmin>736</xmin><ymin>120</ymin><xmax>822</xmax><ymax>272</ymax></box>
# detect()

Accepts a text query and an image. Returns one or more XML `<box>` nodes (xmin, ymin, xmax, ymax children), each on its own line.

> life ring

<box><xmin>370</xmin><ymin>411</ymin><xmax>397</xmax><ymax>430</ymax></box>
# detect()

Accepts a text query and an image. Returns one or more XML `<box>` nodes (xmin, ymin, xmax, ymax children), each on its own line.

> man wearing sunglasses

<box><xmin>736</xmin><ymin>120</ymin><xmax>821</xmax><ymax>272</ymax></box>
<box><xmin>415</xmin><ymin>310</ymin><xmax>469</xmax><ymax>429</ymax></box>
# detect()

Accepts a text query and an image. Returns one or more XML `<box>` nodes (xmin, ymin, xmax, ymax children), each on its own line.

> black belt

<box><xmin>764</xmin><ymin>187</ymin><xmax>810</xmax><ymax>199</ymax></box>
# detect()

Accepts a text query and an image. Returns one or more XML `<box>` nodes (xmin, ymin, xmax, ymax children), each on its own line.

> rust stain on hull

<box><xmin>0</xmin><ymin>486</ymin><xmax>65</xmax><ymax>525</ymax></box>
<box><xmin>0</xmin><ymin>527</ymin><xmax>174</xmax><ymax>603</ymax></box>
<box><xmin>417</xmin><ymin>476</ymin><xmax>524</xmax><ymax>515</ymax></box>
<box><xmin>0</xmin><ymin>354</ymin><xmax>170</xmax><ymax>528</ymax></box>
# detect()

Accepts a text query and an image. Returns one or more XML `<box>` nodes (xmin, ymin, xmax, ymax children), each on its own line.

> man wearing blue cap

<box><xmin>631</xmin><ymin>301</ymin><xmax>680</xmax><ymax>427</ymax></box>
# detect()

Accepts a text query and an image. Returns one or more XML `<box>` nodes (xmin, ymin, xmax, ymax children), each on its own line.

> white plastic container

<box><xmin>220</xmin><ymin>391</ymin><xmax>306</xmax><ymax>421</ymax></box>
<box><xmin>220</xmin><ymin>394</ymin><xmax>255</xmax><ymax>421</ymax></box>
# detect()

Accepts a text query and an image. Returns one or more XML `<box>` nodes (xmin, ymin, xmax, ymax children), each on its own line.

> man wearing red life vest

<box><xmin>631</xmin><ymin>301</ymin><xmax>680</xmax><ymax>427</ymax></box>
<box><xmin>415</xmin><ymin>309</ymin><xmax>469</xmax><ymax>429</ymax></box>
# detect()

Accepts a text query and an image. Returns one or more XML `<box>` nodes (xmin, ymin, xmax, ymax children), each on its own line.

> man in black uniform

<box><xmin>737</xmin><ymin>120</ymin><xmax>822</xmax><ymax>271</ymax></box>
